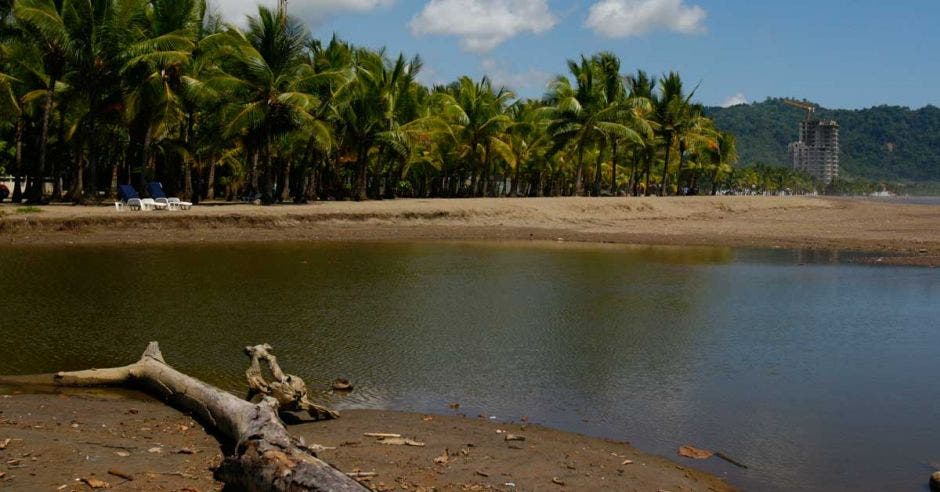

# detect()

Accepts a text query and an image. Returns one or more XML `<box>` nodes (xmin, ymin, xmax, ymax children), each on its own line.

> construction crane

<box><xmin>784</xmin><ymin>99</ymin><xmax>816</xmax><ymax>121</ymax></box>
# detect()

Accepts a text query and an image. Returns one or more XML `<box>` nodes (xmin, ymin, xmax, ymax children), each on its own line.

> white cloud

<box><xmin>721</xmin><ymin>92</ymin><xmax>748</xmax><ymax>107</ymax></box>
<box><xmin>586</xmin><ymin>0</ymin><xmax>706</xmax><ymax>38</ymax></box>
<box><xmin>214</xmin><ymin>0</ymin><xmax>394</xmax><ymax>26</ymax></box>
<box><xmin>416</xmin><ymin>63</ymin><xmax>446</xmax><ymax>88</ymax></box>
<box><xmin>410</xmin><ymin>0</ymin><xmax>557</xmax><ymax>53</ymax></box>
<box><xmin>481</xmin><ymin>58</ymin><xmax>552</xmax><ymax>95</ymax></box>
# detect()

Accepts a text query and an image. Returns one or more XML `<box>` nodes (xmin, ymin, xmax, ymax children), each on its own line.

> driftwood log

<box><xmin>245</xmin><ymin>344</ymin><xmax>339</xmax><ymax>420</ymax></box>
<box><xmin>49</xmin><ymin>342</ymin><xmax>367</xmax><ymax>491</ymax></box>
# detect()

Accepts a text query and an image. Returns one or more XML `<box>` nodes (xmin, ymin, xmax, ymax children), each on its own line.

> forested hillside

<box><xmin>706</xmin><ymin>99</ymin><xmax>940</xmax><ymax>181</ymax></box>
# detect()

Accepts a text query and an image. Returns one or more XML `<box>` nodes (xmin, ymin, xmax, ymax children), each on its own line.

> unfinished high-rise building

<box><xmin>786</xmin><ymin>101</ymin><xmax>840</xmax><ymax>183</ymax></box>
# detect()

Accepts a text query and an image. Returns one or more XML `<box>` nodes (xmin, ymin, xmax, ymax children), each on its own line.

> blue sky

<box><xmin>218</xmin><ymin>0</ymin><xmax>939</xmax><ymax>109</ymax></box>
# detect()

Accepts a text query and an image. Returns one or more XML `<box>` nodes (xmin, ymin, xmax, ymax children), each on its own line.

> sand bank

<box><xmin>1</xmin><ymin>196</ymin><xmax>937</xmax><ymax>265</ymax></box>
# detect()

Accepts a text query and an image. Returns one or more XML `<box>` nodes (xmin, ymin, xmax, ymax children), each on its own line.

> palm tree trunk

<box><xmin>304</xmin><ymin>165</ymin><xmax>317</xmax><ymax>202</ymax></box>
<box><xmin>368</xmin><ymin>161</ymin><xmax>382</xmax><ymax>199</ymax></box>
<box><xmin>630</xmin><ymin>150</ymin><xmax>639</xmax><ymax>196</ymax></box>
<box><xmin>86</xmin><ymin>90</ymin><xmax>100</xmax><ymax>200</ymax></box>
<box><xmin>52</xmin><ymin>104</ymin><xmax>69</xmax><ymax>201</ymax></box>
<box><xmin>138</xmin><ymin>130</ymin><xmax>152</xmax><ymax>193</ymax></box>
<box><xmin>711</xmin><ymin>166</ymin><xmax>722</xmax><ymax>196</ymax></box>
<box><xmin>207</xmin><ymin>161</ymin><xmax>217</xmax><ymax>200</ymax></box>
<box><xmin>610</xmin><ymin>141</ymin><xmax>618</xmax><ymax>196</ymax></box>
<box><xmin>644</xmin><ymin>150</ymin><xmax>653</xmax><ymax>197</ymax></box>
<box><xmin>107</xmin><ymin>156</ymin><xmax>117</xmax><ymax>198</ymax></box>
<box><xmin>183</xmin><ymin>163</ymin><xmax>193</xmax><ymax>200</ymax></box>
<box><xmin>659</xmin><ymin>133</ymin><xmax>672</xmax><ymax>197</ymax></box>
<box><xmin>182</xmin><ymin>113</ymin><xmax>195</xmax><ymax>201</ymax></box>
<box><xmin>29</xmin><ymin>81</ymin><xmax>56</xmax><ymax>203</ymax></box>
<box><xmin>73</xmin><ymin>153</ymin><xmax>85</xmax><ymax>200</ymax></box>
<box><xmin>481</xmin><ymin>143</ymin><xmax>491</xmax><ymax>197</ymax></box>
<box><xmin>262</xmin><ymin>142</ymin><xmax>275</xmax><ymax>205</ymax></box>
<box><xmin>674</xmin><ymin>140</ymin><xmax>687</xmax><ymax>196</ymax></box>
<box><xmin>593</xmin><ymin>143</ymin><xmax>605</xmax><ymax>197</ymax></box>
<box><xmin>280</xmin><ymin>159</ymin><xmax>291</xmax><ymax>202</ymax></box>
<box><xmin>249</xmin><ymin>149</ymin><xmax>260</xmax><ymax>195</ymax></box>
<box><xmin>12</xmin><ymin>116</ymin><xmax>24</xmax><ymax>203</ymax></box>
<box><xmin>574</xmin><ymin>146</ymin><xmax>585</xmax><ymax>196</ymax></box>
<box><xmin>355</xmin><ymin>148</ymin><xmax>368</xmax><ymax>201</ymax></box>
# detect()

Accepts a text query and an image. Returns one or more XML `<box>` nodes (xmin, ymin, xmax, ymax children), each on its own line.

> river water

<box><xmin>0</xmin><ymin>241</ymin><xmax>937</xmax><ymax>491</ymax></box>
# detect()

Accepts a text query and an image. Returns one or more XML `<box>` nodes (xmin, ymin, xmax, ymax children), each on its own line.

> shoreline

<box><xmin>0</xmin><ymin>391</ymin><xmax>736</xmax><ymax>491</ymax></box>
<box><xmin>0</xmin><ymin>196</ymin><xmax>937</xmax><ymax>266</ymax></box>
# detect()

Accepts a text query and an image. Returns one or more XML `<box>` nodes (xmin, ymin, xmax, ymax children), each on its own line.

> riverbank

<box><xmin>0</xmin><ymin>392</ymin><xmax>735</xmax><ymax>491</ymax></box>
<box><xmin>0</xmin><ymin>196</ymin><xmax>937</xmax><ymax>266</ymax></box>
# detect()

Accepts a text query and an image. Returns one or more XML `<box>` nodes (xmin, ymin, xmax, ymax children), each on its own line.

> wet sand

<box><xmin>1</xmin><ymin>196</ymin><xmax>937</xmax><ymax>266</ymax></box>
<box><xmin>0</xmin><ymin>392</ymin><xmax>735</xmax><ymax>491</ymax></box>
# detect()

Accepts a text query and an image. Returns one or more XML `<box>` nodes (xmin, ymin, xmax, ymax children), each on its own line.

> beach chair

<box><xmin>141</xmin><ymin>198</ymin><xmax>166</xmax><ymax>211</ymax></box>
<box><xmin>117</xmin><ymin>185</ymin><xmax>144</xmax><ymax>211</ymax></box>
<box><xmin>147</xmin><ymin>182</ymin><xmax>192</xmax><ymax>210</ymax></box>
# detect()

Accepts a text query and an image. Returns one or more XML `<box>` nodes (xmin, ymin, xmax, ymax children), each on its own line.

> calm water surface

<box><xmin>0</xmin><ymin>241</ymin><xmax>938</xmax><ymax>491</ymax></box>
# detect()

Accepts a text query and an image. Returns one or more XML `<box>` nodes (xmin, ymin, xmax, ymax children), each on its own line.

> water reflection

<box><xmin>0</xmin><ymin>241</ymin><xmax>937</xmax><ymax>492</ymax></box>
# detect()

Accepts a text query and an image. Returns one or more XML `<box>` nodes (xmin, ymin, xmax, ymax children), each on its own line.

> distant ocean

<box><xmin>864</xmin><ymin>196</ymin><xmax>940</xmax><ymax>205</ymax></box>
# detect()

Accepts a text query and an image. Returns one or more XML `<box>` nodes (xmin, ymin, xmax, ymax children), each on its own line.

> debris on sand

<box><xmin>79</xmin><ymin>477</ymin><xmax>111</xmax><ymax>489</ymax></box>
<box><xmin>107</xmin><ymin>468</ymin><xmax>135</xmax><ymax>481</ymax></box>
<box><xmin>378</xmin><ymin>437</ymin><xmax>426</xmax><ymax>447</ymax></box>
<box><xmin>677</xmin><ymin>445</ymin><xmax>713</xmax><ymax>460</ymax></box>
<box><xmin>433</xmin><ymin>449</ymin><xmax>450</xmax><ymax>465</ymax></box>
<box><xmin>332</xmin><ymin>379</ymin><xmax>354</xmax><ymax>391</ymax></box>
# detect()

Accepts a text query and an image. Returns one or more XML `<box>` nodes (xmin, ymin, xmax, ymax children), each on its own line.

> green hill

<box><xmin>705</xmin><ymin>98</ymin><xmax>940</xmax><ymax>181</ymax></box>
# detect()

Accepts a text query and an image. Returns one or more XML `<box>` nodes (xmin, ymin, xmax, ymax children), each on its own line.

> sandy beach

<box><xmin>0</xmin><ymin>196</ymin><xmax>937</xmax><ymax>265</ymax></box>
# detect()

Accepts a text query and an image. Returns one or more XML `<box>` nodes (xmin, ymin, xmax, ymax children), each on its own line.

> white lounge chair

<box><xmin>141</xmin><ymin>198</ymin><xmax>167</xmax><ymax>211</ymax></box>
<box><xmin>116</xmin><ymin>185</ymin><xmax>144</xmax><ymax>211</ymax></box>
<box><xmin>156</xmin><ymin>197</ymin><xmax>192</xmax><ymax>211</ymax></box>
<box><xmin>148</xmin><ymin>182</ymin><xmax>192</xmax><ymax>211</ymax></box>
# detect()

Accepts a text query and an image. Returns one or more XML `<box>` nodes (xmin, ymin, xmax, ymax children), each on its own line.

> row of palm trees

<box><xmin>0</xmin><ymin>0</ymin><xmax>739</xmax><ymax>205</ymax></box>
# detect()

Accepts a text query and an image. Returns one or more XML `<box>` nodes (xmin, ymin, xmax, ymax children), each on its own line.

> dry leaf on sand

<box><xmin>678</xmin><ymin>445</ymin><xmax>714</xmax><ymax>460</ymax></box>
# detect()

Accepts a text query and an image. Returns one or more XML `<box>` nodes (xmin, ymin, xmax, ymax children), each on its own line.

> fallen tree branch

<box><xmin>715</xmin><ymin>451</ymin><xmax>748</xmax><ymax>469</ymax></box>
<box><xmin>245</xmin><ymin>344</ymin><xmax>339</xmax><ymax>420</ymax></box>
<box><xmin>46</xmin><ymin>342</ymin><xmax>366</xmax><ymax>491</ymax></box>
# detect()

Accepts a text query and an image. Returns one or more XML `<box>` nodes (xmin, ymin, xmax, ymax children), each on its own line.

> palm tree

<box><xmin>203</xmin><ymin>5</ymin><xmax>319</xmax><ymax>204</ymax></box>
<box><xmin>593</xmin><ymin>51</ymin><xmax>623</xmax><ymax>196</ymax></box>
<box><xmin>344</xmin><ymin>50</ymin><xmax>423</xmax><ymax>200</ymax></box>
<box><xmin>58</xmin><ymin>0</ymin><xmax>131</xmax><ymax>201</ymax></box>
<box><xmin>502</xmin><ymin>100</ymin><xmax>550</xmax><ymax>196</ymax></box>
<box><xmin>119</xmin><ymin>0</ymin><xmax>207</xmax><ymax>195</ymax></box>
<box><xmin>547</xmin><ymin>55</ymin><xmax>646</xmax><ymax>196</ymax></box>
<box><xmin>0</xmin><ymin>27</ymin><xmax>36</xmax><ymax>203</ymax></box>
<box><xmin>435</xmin><ymin>76</ymin><xmax>513</xmax><ymax>197</ymax></box>
<box><xmin>1</xmin><ymin>5</ymin><xmax>735</xmax><ymax>206</ymax></box>
<box><xmin>12</xmin><ymin>0</ymin><xmax>76</xmax><ymax>202</ymax></box>
<box><xmin>673</xmin><ymin>107</ymin><xmax>714</xmax><ymax>195</ymax></box>
<box><xmin>651</xmin><ymin>71</ymin><xmax>699</xmax><ymax>196</ymax></box>
<box><xmin>625</xmin><ymin>70</ymin><xmax>657</xmax><ymax>196</ymax></box>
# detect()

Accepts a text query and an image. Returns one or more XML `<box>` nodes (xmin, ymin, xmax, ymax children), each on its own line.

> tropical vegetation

<box><xmin>0</xmin><ymin>0</ymin><xmax>743</xmax><ymax>205</ymax></box>
<box><xmin>707</xmin><ymin>98</ymin><xmax>940</xmax><ymax>182</ymax></box>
